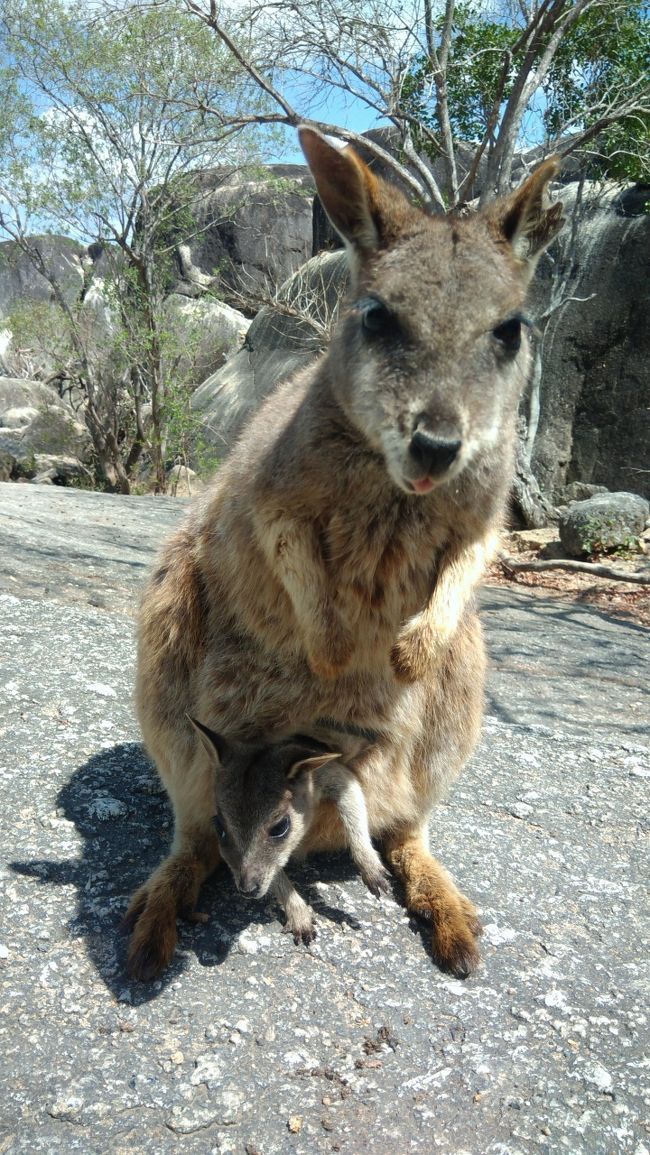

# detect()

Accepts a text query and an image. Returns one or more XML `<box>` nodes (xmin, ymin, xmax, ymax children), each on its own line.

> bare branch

<box><xmin>499</xmin><ymin>555</ymin><xmax>650</xmax><ymax>586</ymax></box>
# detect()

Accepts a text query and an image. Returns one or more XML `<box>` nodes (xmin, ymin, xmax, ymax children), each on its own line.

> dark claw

<box><xmin>294</xmin><ymin>926</ymin><xmax>316</xmax><ymax>946</ymax></box>
<box><xmin>362</xmin><ymin>866</ymin><xmax>392</xmax><ymax>899</ymax></box>
<box><xmin>283</xmin><ymin>922</ymin><xmax>316</xmax><ymax>946</ymax></box>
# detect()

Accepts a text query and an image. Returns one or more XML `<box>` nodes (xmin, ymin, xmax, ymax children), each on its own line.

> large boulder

<box><xmin>171</xmin><ymin>165</ymin><xmax>315</xmax><ymax>304</ymax></box>
<box><xmin>530</xmin><ymin>181</ymin><xmax>650</xmax><ymax>502</ymax></box>
<box><xmin>162</xmin><ymin>295</ymin><xmax>250</xmax><ymax>385</ymax></box>
<box><xmin>559</xmin><ymin>492</ymin><xmax>650</xmax><ymax>556</ymax></box>
<box><xmin>0</xmin><ymin>376</ymin><xmax>91</xmax><ymax>481</ymax></box>
<box><xmin>0</xmin><ymin>240</ymin><xmax>116</xmax><ymax>382</ymax></box>
<box><xmin>0</xmin><ymin>328</ymin><xmax>13</xmax><ymax>376</ymax></box>
<box><xmin>191</xmin><ymin>252</ymin><xmax>348</xmax><ymax>453</ymax></box>
<box><xmin>0</xmin><ymin>236</ymin><xmax>86</xmax><ymax>320</ymax></box>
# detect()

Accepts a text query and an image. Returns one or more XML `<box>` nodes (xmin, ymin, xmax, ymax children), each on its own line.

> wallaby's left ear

<box><xmin>187</xmin><ymin>714</ymin><xmax>228</xmax><ymax>766</ymax></box>
<box><xmin>488</xmin><ymin>156</ymin><xmax>564</xmax><ymax>276</ymax></box>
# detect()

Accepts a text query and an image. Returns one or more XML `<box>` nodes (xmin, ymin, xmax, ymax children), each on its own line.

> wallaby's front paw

<box><xmin>282</xmin><ymin>908</ymin><xmax>317</xmax><ymax>946</ymax></box>
<box><xmin>390</xmin><ymin>622</ymin><xmax>439</xmax><ymax>683</ymax></box>
<box><xmin>409</xmin><ymin>889</ymin><xmax>481</xmax><ymax>979</ymax></box>
<box><xmin>433</xmin><ymin>920</ymin><xmax>481</xmax><ymax>980</ymax></box>
<box><xmin>360</xmin><ymin>860</ymin><xmax>392</xmax><ymax>899</ymax></box>
<box><xmin>282</xmin><ymin>914</ymin><xmax>318</xmax><ymax>942</ymax></box>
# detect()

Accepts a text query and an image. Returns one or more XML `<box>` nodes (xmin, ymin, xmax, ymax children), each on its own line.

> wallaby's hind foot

<box><xmin>124</xmin><ymin>828</ymin><xmax>221</xmax><ymax>981</ymax></box>
<box><xmin>384</xmin><ymin>831</ymin><xmax>481</xmax><ymax>979</ymax></box>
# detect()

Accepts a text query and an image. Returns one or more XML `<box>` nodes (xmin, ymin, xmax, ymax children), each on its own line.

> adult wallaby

<box><xmin>189</xmin><ymin>718</ymin><xmax>390</xmax><ymax>942</ymax></box>
<box><xmin>126</xmin><ymin>126</ymin><xmax>563</xmax><ymax>982</ymax></box>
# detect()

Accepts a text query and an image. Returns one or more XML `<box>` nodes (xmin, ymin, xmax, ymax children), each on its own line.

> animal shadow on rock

<box><xmin>11</xmin><ymin>743</ymin><xmax>368</xmax><ymax>1003</ymax></box>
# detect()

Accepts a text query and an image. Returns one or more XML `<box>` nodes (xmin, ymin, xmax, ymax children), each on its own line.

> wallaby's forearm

<box><xmin>392</xmin><ymin>531</ymin><xmax>498</xmax><ymax>681</ymax></box>
<box><xmin>254</xmin><ymin>510</ymin><xmax>354</xmax><ymax>677</ymax></box>
<box><xmin>271</xmin><ymin>869</ymin><xmax>316</xmax><ymax>944</ymax></box>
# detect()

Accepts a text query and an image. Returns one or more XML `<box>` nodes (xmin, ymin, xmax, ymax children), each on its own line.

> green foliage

<box><xmin>542</xmin><ymin>3</ymin><xmax>650</xmax><ymax>181</ymax></box>
<box><xmin>7</xmin><ymin>299</ymin><xmax>77</xmax><ymax>377</ymax></box>
<box><xmin>580</xmin><ymin>514</ymin><xmax>642</xmax><ymax>558</ymax></box>
<box><xmin>0</xmin><ymin>0</ymin><xmax>267</xmax><ymax>491</ymax></box>
<box><xmin>402</xmin><ymin>4</ymin><xmax>519</xmax><ymax>147</ymax></box>
<box><xmin>401</xmin><ymin>1</ymin><xmax>650</xmax><ymax>182</ymax></box>
<box><xmin>1</xmin><ymin>0</ymin><xmax>263</xmax><ymax>239</ymax></box>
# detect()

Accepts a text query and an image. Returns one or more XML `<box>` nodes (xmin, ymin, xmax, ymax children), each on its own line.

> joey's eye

<box><xmin>357</xmin><ymin>296</ymin><xmax>392</xmax><ymax>335</ymax></box>
<box><xmin>269</xmin><ymin>815</ymin><xmax>291</xmax><ymax>840</ymax></box>
<box><xmin>213</xmin><ymin>813</ymin><xmax>227</xmax><ymax>841</ymax></box>
<box><xmin>492</xmin><ymin>316</ymin><xmax>522</xmax><ymax>355</ymax></box>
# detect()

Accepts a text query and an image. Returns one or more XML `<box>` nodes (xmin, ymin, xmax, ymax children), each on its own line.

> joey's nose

<box><xmin>409</xmin><ymin>429</ymin><xmax>462</xmax><ymax>477</ymax></box>
<box><xmin>238</xmin><ymin>876</ymin><xmax>261</xmax><ymax>898</ymax></box>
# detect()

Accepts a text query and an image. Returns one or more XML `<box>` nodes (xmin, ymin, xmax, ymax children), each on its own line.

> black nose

<box><xmin>409</xmin><ymin>430</ymin><xmax>461</xmax><ymax>477</ymax></box>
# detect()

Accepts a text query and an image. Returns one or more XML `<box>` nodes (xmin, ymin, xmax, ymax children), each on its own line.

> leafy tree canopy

<box><xmin>0</xmin><ymin>0</ymin><xmax>270</xmax><ymax>244</ymax></box>
<box><xmin>402</xmin><ymin>1</ymin><xmax>649</xmax><ymax>182</ymax></box>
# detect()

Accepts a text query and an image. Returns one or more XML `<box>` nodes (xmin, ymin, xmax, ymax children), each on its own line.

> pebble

<box><xmin>86</xmin><ymin>681</ymin><xmax>117</xmax><ymax>698</ymax></box>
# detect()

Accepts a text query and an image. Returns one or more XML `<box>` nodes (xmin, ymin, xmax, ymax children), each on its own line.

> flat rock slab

<box><xmin>0</xmin><ymin>482</ymin><xmax>648</xmax><ymax>1154</ymax></box>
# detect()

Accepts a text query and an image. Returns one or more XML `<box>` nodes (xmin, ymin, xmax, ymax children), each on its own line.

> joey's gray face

<box><xmin>208</xmin><ymin>737</ymin><xmax>337</xmax><ymax>900</ymax></box>
<box><xmin>331</xmin><ymin>222</ymin><xmax>532</xmax><ymax>497</ymax></box>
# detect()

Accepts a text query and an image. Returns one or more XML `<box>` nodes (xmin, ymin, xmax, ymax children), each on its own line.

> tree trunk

<box><xmin>510</xmin><ymin>418</ymin><xmax>556</xmax><ymax>529</ymax></box>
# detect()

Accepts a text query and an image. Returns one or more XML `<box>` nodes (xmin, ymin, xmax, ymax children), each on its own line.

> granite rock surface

<box><xmin>0</xmin><ymin>483</ymin><xmax>648</xmax><ymax>1154</ymax></box>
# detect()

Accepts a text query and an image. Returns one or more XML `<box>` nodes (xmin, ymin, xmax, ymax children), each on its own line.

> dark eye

<box><xmin>492</xmin><ymin>316</ymin><xmax>522</xmax><ymax>355</ymax></box>
<box><xmin>213</xmin><ymin>813</ymin><xmax>227</xmax><ymax>841</ymax></box>
<box><xmin>357</xmin><ymin>296</ymin><xmax>392</xmax><ymax>335</ymax></box>
<box><xmin>269</xmin><ymin>815</ymin><xmax>291</xmax><ymax>840</ymax></box>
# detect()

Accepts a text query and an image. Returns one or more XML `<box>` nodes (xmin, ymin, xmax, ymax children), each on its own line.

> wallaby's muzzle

<box><xmin>409</xmin><ymin>430</ymin><xmax>462</xmax><ymax>479</ymax></box>
<box><xmin>237</xmin><ymin>872</ymin><xmax>262</xmax><ymax>898</ymax></box>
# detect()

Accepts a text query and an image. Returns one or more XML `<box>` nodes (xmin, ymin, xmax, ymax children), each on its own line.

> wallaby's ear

<box><xmin>286</xmin><ymin>739</ymin><xmax>344</xmax><ymax>785</ymax></box>
<box><xmin>187</xmin><ymin>714</ymin><xmax>228</xmax><ymax>766</ymax></box>
<box><xmin>298</xmin><ymin>125</ymin><xmax>410</xmax><ymax>254</ymax></box>
<box><xmin>488</xmin><ymin>156</ymin><xmax>564</xmax><ymax>275</ymax></box>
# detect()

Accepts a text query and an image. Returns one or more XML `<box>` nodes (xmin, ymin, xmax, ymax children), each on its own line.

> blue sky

<box><xmin>272</xmin><ymin>74</ymin><xmax>388</xmax><ymax>164</ymax></box>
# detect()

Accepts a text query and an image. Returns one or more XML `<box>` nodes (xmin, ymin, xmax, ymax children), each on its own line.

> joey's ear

<box><xmin>298</xmin><ymin>125</ymin><xmax>411</xmax><ymax>254</ymax></box>
<box><xmin>186</xmin><ymin>714</ymin><xmax>228</xmax><ymax>765</ymax></box>
<box><xmin>488</xmin><ymin>156</ymin><xmax>564</xmax><ymax>276</ymax></box>
<box><xmin>286</xmin><ymin>751</ymin><xmax>342</xmax><ymax>780</ymax></box>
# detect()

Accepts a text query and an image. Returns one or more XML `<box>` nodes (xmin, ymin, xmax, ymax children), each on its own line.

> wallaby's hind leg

<box><xmin>124</xmin><ymin>824</ymin><xmax>220</xmax><ymax>980</ymax></box>
<box><xmin>383</xmin><ymin>828</ymin><xmax>481</xmax><ymax>979</ymax></box>
<box><xmin>124</xmin><ymin>747</ymin><xmax>220</xmax><ymax>981</ymax></box>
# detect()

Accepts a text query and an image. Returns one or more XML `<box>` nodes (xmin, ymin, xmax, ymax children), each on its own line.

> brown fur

<box><xmin>126</xmin><ymin>129</ymin><xmax>563</xmax><ymax>980</ymax></box>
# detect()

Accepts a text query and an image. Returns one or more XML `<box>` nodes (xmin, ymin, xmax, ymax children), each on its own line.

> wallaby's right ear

<box><xmin>187</xmin><ymin>715</ymin><xmax>228</xmax><ymax>766</ymax></box>
<box><xmin>286</xmin><ymin>751</ymin><xmax>342</xmax><ymax>780</ymax></box>
<box><xmin>298</xmin><ymin>125</ymin><xmax>410</xmax><ymax>254</ymax></box>
<box><xmin>487</xmin><ymin>156</ymin><xmax>565</xmax><ymax>276</ymax></box>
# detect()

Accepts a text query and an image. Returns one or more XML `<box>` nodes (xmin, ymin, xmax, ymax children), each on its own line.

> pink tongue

<box><xmin>412</xmin><ymin>477</ymin><xmax>434</xmax><ymax>494</ymax></box>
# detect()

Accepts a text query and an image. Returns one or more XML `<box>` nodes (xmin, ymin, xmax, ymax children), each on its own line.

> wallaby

<box><xmin>189</xmin><ymin>718</ymin><xmax>390</xmax><ymax>943</ymax></box>
<box><xmin>125</xmin><ymin>126</ymin><xmax>563</xmax><ymax>982</ymax></box>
